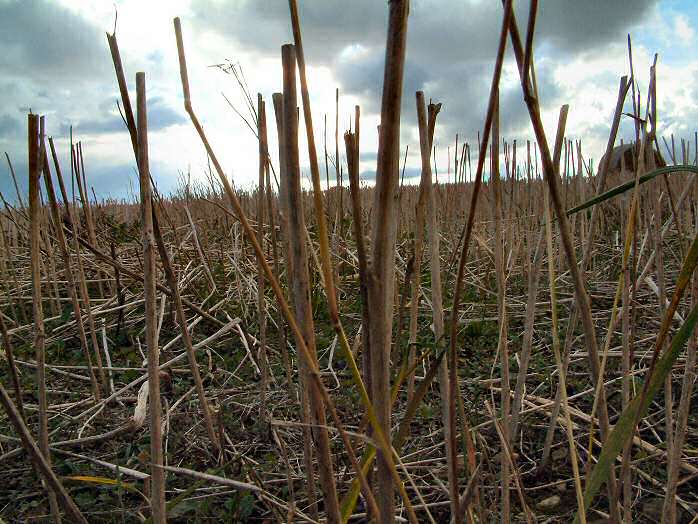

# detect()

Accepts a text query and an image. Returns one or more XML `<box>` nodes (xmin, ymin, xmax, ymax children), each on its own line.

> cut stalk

<box><xmin>30</xmin><ymin>114</ymin><xmax>62</xmax><ymax>523</ymax></box>
<box><xmin>365</xmin><ymin>3</ymin><xmax>411</xmax><ymax>520</ymax></box>
<box><xmin>136</xmin><ymin>72</ymin><xmax>166</xmax><ymax>523</ymax></box>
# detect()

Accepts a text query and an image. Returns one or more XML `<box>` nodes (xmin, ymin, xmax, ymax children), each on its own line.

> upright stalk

<box><xmin>491</xmin><ymin>92</ymin><xmax>512</xmax><ymax>523</ymax></box>
<box><xmin>137</xmin><ymin>72</ymin><xmax>166</xmax><ymax>523</ymax></box>
<box><xmin>280</xmin><ymin>45</ymin><xmax>341</xmax><ymax>524</ymax></box>
<box><xmin>366</xmin><ymin>3</ymin><xmax>410</xmax><ymax>520</ymax></box>
<box><xmin>416</xmin><ymin>91</ymin><xmax>459</xmax><ymax>522</ymax></box>
<box><xmin>45</xmin><ymin>139</ymin><xmax>101</xmax><ymax>402</ymax></box>
<box><xmin>506</xmin><ymin>9</ymin><xmax>621</xmax><ymax>518</ymax></box>
<box><xmin>30</xmin><ymin>115</ymin><xmax>62</xmax><ymax>523</ymax></box>
<box><xmin>256</xmin><ymin>93</ymin><xmax>269</xmax><ymax>422</ymax></box>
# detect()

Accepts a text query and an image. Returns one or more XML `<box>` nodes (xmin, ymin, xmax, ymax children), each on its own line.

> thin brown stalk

<box><xmin>45</xmin><ymin>139</ymin><xmax>101</xmax><ymax>402</ymax></box>
<box><xmin>510</xmin><ymin>229</ymin><xmax>544</xmax><ymax>439</ymax></box>
<box><xmin>620</xmin><ymin>154</ymin><xmax>634</xmax><ymax>521</ymax></box>
<box><xmin>151</xmin><ymin>207</ymin><xmax>220</xmax><ymax>451</ymax></box>
<box><xmin>137</xmin><ymin>72</ymin><xmax>166</xmax><ymax>523</ymax></box>
<box><xmin>31</xmin><ymin>115</ymin><xmax>62</xmax><ymax>523</ymax></box>
<box><xmin>272</xmin><ymin>89</ymin><xmax>318</xmax><ymax>521</ymax></box>
<box><xmin>522</xmin><ymin>103</ymin><xmax>569</xmax><ymax>456</ymax></box>
<box><xmin>107</xmin><ymin>31</ymin><xmax>138</xmax><ymax>153</ymax></box>
<box><xmin>55</xmin><ymin>140</ymin><xmax>108</xmax><ymax>395</ymax></box>
<box><xmin>288</xmin><ymin>1</ymin><xmax>421</xmax><ymax>520</ymax></box>
<box><xmin>416</xmin><ymin>91</ymin><xmax>459</xmax><ymax>522</ymax></box>
<box><xmin>544</xmin><ymin>193</ymin><xmax>587</xmax><ymax>524</ymax></box>
<box><xmin>257</xmin><ymin>93</ymin><xmax>270</xmax><ymax>422</ymax></box>
<box><xmin>490</xmin><ymin>91</ymin><xmax>512</xmax><ymax>523</ymax></box>
<box><xmin>271</xmin><ymin>93</ymin><xmax>297</xmax><ymax>395</ymax></box>
<box><xmin>4</xmin><ymin>152</ymin><xmax>26</xmax><ymax>210</ymax></box>
<box><xmin>506</xmin><ymin>8</ymin><xmax>621</xmax><ymax>518</ymax></box>
<box><xmin>661</xmin><ymin>271</ymin><xmax>698</xmax><ymax>523</ymax></box>
<box><xmin>407</xmin><ymin>166</ymin><xmax>427</xmax><ymax>403</ymax></box>
<box><xmin>448</xmin><ymin>7</ymin><xmax>513</xmax><ymax>524</ymax></box>
<box><xmin>70</xmin><ymin>210</ymin><xmax>107</xmax><ymax>392</ymax></box>
<box><xmin>344</xmin><ymin>108</ymin><xmax>371</xmax><ymax>403</ymax></box>
<box><xmin>75</xmin><ymin>142</ymin><xmax>106</xmax><ymax>298</ymax></box>
<box><xmin>175</xmin><ymin>20</ymin><xmax>410</xmax><ymax>523</ymax></box>
<box><xmin>280</xmin><ymin>45</ymin><xmax>342</xmax><ymax>524</ymax></box>
<box><xmin>582</xmin><ymin>76</ymin><xmax>630</xmax><ymax>270</ymax></box>
<box><xmin>364</xmin><ymin>3</ymin><xmax>410</xmax><ymax>520</ymax></box>
<box><xmin>263</xmin><ymin>139</ymin><xmax>290</xmax><ymax>394</ymax></box>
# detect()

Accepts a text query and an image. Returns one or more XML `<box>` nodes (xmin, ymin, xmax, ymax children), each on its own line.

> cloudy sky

<box><xmin>1</xmin><ymin>0</ymin><xmax>697</xmax><ymax>201</ymax></box>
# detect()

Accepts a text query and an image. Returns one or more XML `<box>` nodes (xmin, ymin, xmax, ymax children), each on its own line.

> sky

<box><xmin>1</xmin><ymin>0</ymin><xmax>697</xmax><ymax>202</ymax></box>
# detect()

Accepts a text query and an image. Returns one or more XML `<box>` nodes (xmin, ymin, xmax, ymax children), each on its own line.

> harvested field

<box><xmin>1</xmin><ymin>2</ymin><xmax>698</xmax><ymax>523</ymax></box>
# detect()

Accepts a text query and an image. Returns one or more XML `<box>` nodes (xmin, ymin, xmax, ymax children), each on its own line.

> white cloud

<box><xmin>674</xmin><ymin>13</ymin><xmax>695</xmax><ymax>43</ymax></box>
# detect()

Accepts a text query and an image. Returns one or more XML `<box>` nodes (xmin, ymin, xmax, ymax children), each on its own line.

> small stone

<box><xmin>536</xmin><ymin>495</ymin><xmax>561</xmax><ymax>511</ymax></box>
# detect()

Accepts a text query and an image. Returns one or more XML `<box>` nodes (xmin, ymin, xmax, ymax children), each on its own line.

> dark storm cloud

<box><xmin>335</xmin><ymin>49</ymin><xmax>560</xmax><ymax>142</ymax></box>
<box><xmin>192</xmin><ymin>1</ymin><xmax>657</xmax><ymax>66</ymax></box>
<box><xmin>0</xmin><ymin>0</ymin><xmax>109</xmax><ymax>80</ymax></box>
<box><xmin>0</xmin><ymin>114</ymin><xmax>21</xmax><ymax>138</ymax></box>
<box><xmin>191</xmin><ymin>0</ymin><xmax>386</xmax><ymax>63</ymax></box>
<box><xmin>360</xmin><ymin>166</ymin><xmax>421</xmax><ymax>182</ymax></box>
<box><xmin>533</xmin><ymin>1</ymin><xmax>655</xmax><ymax>52</ymax></box>
<box><xmin>61</xmin><ymin>97</ymin><xmax>185</xmax><ymax>136</ymax></box>
<box><xmin>193</xmin><ymin>0</ymin><xmax>655</xmax><ymax>145</ymax></box>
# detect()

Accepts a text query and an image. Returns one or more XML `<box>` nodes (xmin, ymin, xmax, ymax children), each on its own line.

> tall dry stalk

<box><xmin>256</xmin><ymin>93</ymin><xmax>270</xmax><ymax>421</ymax></box>
<box><xmin>107</xmin><ymin>28</ymin><xmax>219</xmax><ymax>453</ymax></box>
<box><xmin>287</xmin><ymin>3</ymin><xmax>418</xmax><ymax>521</ymax></box>
<box><xmin>30</xmin><ymin>115</ymin><xmax>61</xmax><ymax>523</ymax></box>
<box><xmin>4</xmin><ymin>152</ymin><xmax>26</xmax><ymax>210</ymax></box>
<box><xmin>263</xmin><ymin>132</ymin><xmax>289</xmax><ymax>390</ymax></box>
<box><xmin>73</xmin><ymin>142</ymin><xmax>105</xmax><ymax>299</ymax></box>
<box><xmin>510</xmin><ymin>229</ymin><xmax>544</xmax><ymax>440</ymax></box>
<box><xmin>151</xmin><ymin>208</ymin><xmax>220</xmax><ymax>452</ymax></box>
<box><xmin>662</xmin><ymin>264</ymin><xmax>698</xmax><ymax>523</ymax></box>
<box><xmin>280</xmin><ymin>44</ymin><xmax>342</xmax><ymax>524</ymax></box>
<box><xmin>365</xmin><ymin>3</ymin><xmax>410</xmax><ymax>520</ymax></box>
<box><xmin>416</xmin><ymin>91</ymin><xmax>460</xmax><ymax>522</ymax></box>
<box><xmin>620</xmin><ymin>147</ymin><xmax>634</xmax><ymax>521</ymax></box>
<box><xmin>490</xmin><ymin>91</ymin><xmax>512</xmax><ymax>523</ymax></box>
<box><xmin>344</xmin><ymin>107</ymin><xmax>373</xmax><ymax>423</ymax></box>
<box><xmin>407</xmin><ymin>161</ymin><xmax>427</xmax><ymax>403</ymax></box>
<box><xmin>136</xmin><ymin>72</ymin><xmax>166</xmax><ymax>523</ymax></box>
<box><xmin>448</xmin><ymin>7</ymin><xmax>513</xmax><ymax>524</ymax></box>
<box><xmin>68</xmin><ymin>194</ymin><xmax>107</xmax><ymax>393</ymax></box>
<box><xmin>543</xmin><ymin>192</ymin><xmax>587</xmax><ymax>524</ymax></box>
<box><xmin>271</xmin><ymin>92</ymin><xmax>297</xmax><ymax>394</ymax></box>
<box><xmin>506</xmin><ymin>8</ymin><xmax>621</xmax><ymax>518</ymax></box>
<box><xmin>529</xmin><ymin>104</ymin><xmax>572</xmax><ymax>462</ymax></box>
<box><xmin>271</xmin><ymin>90</ymin><xmax>318</xmax><ymax>521</ymax></box>
<box><xmin>44</xmin><ymin>138</ymin><xmax>101</xmax><ymax>402</ymax></box>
